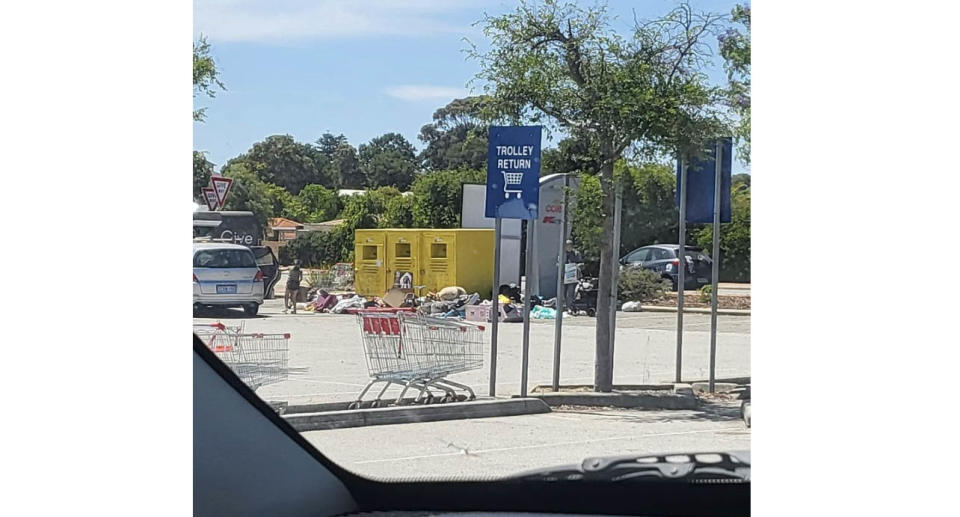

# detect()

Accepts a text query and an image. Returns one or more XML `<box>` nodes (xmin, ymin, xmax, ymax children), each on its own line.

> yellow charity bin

<box><xmin>453</xmin><ymin>229</ymin><xmax>495</xmax><ymax>298</ymax></box>
<box><xmin>385</xmin><ymin>229</ymin><xmax>420</xmax><ymax>291</ymax></box>
<box><xmin>353</xmin><ymin>230</ymin><xmax>387</xmax><ymax>297</ymax></box>
<box><xmin>420</xmin><ymin>230</ymin><xmax>455</xmax><ymax>294</ymax></box>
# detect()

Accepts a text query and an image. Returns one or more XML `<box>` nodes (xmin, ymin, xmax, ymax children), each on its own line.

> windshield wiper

<box><xmin>511</xmin><ymin>452</ymin><xmax>750</xmax><ymax>482</ymax></box>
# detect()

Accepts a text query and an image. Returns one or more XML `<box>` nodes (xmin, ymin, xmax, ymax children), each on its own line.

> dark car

<box><xmin>619</xmin><ymin>244</ymin><xmax>712</xmax><ymax>291</ymax></box>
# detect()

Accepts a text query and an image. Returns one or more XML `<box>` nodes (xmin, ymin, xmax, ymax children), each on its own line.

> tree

<box><xmin>193</xmin><ymin>151</ymin><xmax>215</xmax><ymax>201</ymax></box>
<box><xmin>411</xmin><ymin>169</ymin><xmax>486</xmax><ymax>228</ymax></box>
<box><xmin>541</xmin><ymin>134</ymin><xmax>601</xmax><ymax>176</ymax></box>
<box><xmin>418</xmin><ymin>96</ymin><xmax>491</xmax><ymax>171</ymax></box>
<box><xmin>220</xmin><ymin>162</ymin><xmax>274</xmax><ymax>228</ymax></box>
<box><xmin>297</xmin><ymin>184</ymin><xmax>341</xmax><ymax>223</ymax></box>
<box><xmin>693</xmin><ymin>181</ymin><xmax>750</xmax><ymax>282</ymax></box>
<box><xmin>316</xmin><ymin>133</ymin><xmax>364</xmax><ymax>188</ymax></box>
<box><xmin>224</xmin><ymin>135</ymin><xmax>334</xmax><ymax>194</ymax></box>
<box><xmin>719</xmin><ymin>4</ymin><xmax>751</xmax><ymax>164</ymax></box>
<box><xmin>472</xmin><ymin>0</ymin><xmax>727</xmax><ymax>391</ymax></box>
<box><xmin>358</xmin><ymin>133</ymin><xmax>419</xmax><ymax>189</ymax></box>
<box><xmin>619</xmin><ymin>162</ymin><xmax>679</xmax><ymax>253</ymax></box>
<box><xmin>381</xmin><ymin>194</ymin><xmax>415</xmax><ymax>228</ymax></box>
<box><xmin>193</xmin><ymin>35</ymin><xmax>225</xmax><ymax>122</ymax></box>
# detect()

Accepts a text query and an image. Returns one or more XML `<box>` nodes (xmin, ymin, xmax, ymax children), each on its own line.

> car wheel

<box><xmin>243</xmin><ymin>304</ymin><xmax>259</xmax><ymax>317</ymax></box>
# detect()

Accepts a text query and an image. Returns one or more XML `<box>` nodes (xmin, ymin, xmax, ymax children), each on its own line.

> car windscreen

<box><xmin>194</xmin><ymin>249</ymin><xmax>256</xmax><ymax>268</ymax></box>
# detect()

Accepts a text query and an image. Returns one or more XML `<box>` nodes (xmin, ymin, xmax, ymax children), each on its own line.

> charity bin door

<box><xmin>354</xmin><ymin>236</ymin><xmax>386</xmax><ymax>298</ymax></box>
<box><xmin>421</xmin><ymin>232</ymin><xmax>455</xmax><ymax>293</ymax></box>
<box><xmin>386</xmin><ymin>231</ymin><xmax>419</xmax><ymax>290</ymax></box>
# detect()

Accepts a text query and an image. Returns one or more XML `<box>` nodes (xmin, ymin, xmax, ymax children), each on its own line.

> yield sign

<box><xmin>210</xmin><ymin>176</ymin><xmax>233</xmax><ymax>208</ymax></box>
<box><xmin>202</xmin><ymin>187</ymin><xmax>219</xmax><ymax>211</ymax></box>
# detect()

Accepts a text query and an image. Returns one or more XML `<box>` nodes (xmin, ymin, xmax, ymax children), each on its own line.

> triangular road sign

<box><xmin>202</xmin><ymin>187</ymin><xmax>219</xmax><ymax>211</ymax></box>
<box><xmin>210</xmin><ymin>176</ymin><xmax>233</xmax><ymax>208</ymax></box>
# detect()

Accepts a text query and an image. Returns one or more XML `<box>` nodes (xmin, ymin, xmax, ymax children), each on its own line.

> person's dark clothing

<box><xmin>287</xmin><ymin>267</ymin><xmax>302</xmax><ymax>289</ymax></box>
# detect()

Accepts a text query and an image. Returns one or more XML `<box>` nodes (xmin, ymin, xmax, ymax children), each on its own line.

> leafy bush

<box><xmin>279</xmin><ymin>226</ymin><xmax>353</xmax><ymax>267</ymax></box>
<box><xmin>617</xmin><ymin>267</ymin><xmax>669</xmax><ymax>303</ymax></box>
<box><xmin>411</xmin><ymin>168</ymin><xmax>485</xmax><ymax>228</ymax></box>
<box><xmin>698</xmin><ymin>284</ymin><xmax>712</xmax><ymax>304</ymax></box>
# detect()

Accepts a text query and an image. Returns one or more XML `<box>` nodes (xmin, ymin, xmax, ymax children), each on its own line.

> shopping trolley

<box><xmin>502</xmin><ymin>171</ymin><xmax>524</xmax><ymax>198</ymax></box>
<box><xmin>194</xmin><ymin>323</ymin><xmax>292</xmax><ymax>392</ymax></box>
<box><xmin>349</xmin><ymin>311</ymin><xmax>485</xmax><ymax>409</ymax></box>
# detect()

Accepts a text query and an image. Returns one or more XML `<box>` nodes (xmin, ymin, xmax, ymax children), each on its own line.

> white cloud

<box><xmin>383</xmin><ymin>85</ymin><xmax>469</xmax><ymax>101</ymax></box>
<box><xmin>195</xmin><ymin>0</ymin><xmax>484</xmax><ymax>42</ymax></box>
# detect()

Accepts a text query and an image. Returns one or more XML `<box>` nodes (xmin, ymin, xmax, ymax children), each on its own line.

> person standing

<box><xmin>284</xmin><ymin>260</ymin><xmax>303</xmax><ymax>314</ymax></box>
<box><xmin>563</xmin><ymin>239</ymin><xmax>582</xmax><ymax>312</ymax></box>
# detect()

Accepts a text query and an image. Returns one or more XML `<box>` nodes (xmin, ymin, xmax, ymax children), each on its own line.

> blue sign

<box><xmin>485</xmin><ymin>126</ymin><xmax>542</xmax><ymax>219</ymax></box>
<box><xmin>676</xmin><ymin>138</ymin><xmax>732</xmax><ymax>224</ymax></box>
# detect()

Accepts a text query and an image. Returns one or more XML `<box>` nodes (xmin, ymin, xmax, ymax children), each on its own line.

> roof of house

<box><xmin>269</xmin><ymin>217</ymin><xmax>304</xmax><ymax>230</ymax></box>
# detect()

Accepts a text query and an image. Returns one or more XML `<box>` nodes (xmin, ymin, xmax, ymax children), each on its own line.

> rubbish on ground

<box><xmin>382</xmin><ymin>287</ymin><xmax>413</xmax><ymax>308</ymax></box>
<box><xmin>622</xmin><ymin>301</ymin><xmax>642</xmax><ymax>312</ymax></box>
<box><xmin>498</xmin><ymin>294</ymin><xmax>511</xmax><ymax>304</ymax></box>
<box><xmin>438</xmin><ymin>286</ymin><xmax>466</xmax><ymax>301</ymax></box>
<box><xmin>331</xmin><ymin>295</ymin><xmax>367</xmax><ymax>314</ymax></box>
<box><xmin>531</xmin><ymin>305</ymin><xmax>556</xmax><ymax>319</ymax></box>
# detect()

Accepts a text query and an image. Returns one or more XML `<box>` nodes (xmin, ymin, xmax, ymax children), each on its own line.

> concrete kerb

<box><xmin>283</xmin><ymin>397</ymin><xmax>551</xmax><ymax>432</ymax></box>
<box><xmin>639</xmin><ymin>305</ymin><xmax>750</xmax><ymax>316</ymax></box>
<box><xmin>525</xmin><ymin>383</ymin><xmax>698</xmax><ymax>410</ymax></box>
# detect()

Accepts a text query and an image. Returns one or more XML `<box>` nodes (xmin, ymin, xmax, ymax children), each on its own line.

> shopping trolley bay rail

<box><xmin>349</xmin><ymin>310</ymin><xmax>485</xmax><ymax>409</ymax></box>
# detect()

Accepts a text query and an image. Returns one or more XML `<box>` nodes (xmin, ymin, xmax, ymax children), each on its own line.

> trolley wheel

<box><xmin>586</xmin><ymin>308</ymin><xmax>596</xmax><ymax>317</ymax></box>
<box><xmin>347</xmin><ymin>401</ymin><xmax>360</xmax><ymax>410</ymax></box>
<box><xmin>370</xmin><ymin>400</ymin><xmax>380</xmax><ymax>408</ymax></box>
<box><xmin>468</xmin><ymin>394</ymin><xmax>476</xmax><ymax>401</ymax></box>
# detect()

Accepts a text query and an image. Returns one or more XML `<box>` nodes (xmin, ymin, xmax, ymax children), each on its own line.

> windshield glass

<box><xmin>193</xmin><ymin>0</ymin><xmax>750</xmax><ymax>482</ymax></box>
<box><xmin>194</xmin><ymin>249</ymin><xmax>256</xmax><ymax>268</ymax></box>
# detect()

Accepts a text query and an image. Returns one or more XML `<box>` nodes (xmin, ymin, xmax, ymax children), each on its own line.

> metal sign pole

<box><xmin>489</xmin><ymin>216</ymin><xmax>502</xmax><ymax>397</ymax></box>
<box><xmin>608</xmin><ymin>178</ymin><xmax>623</xmax><ymax>375</ymax></box>
<box><xmin>676</xmin><ymin>156</ymin><xmax>688</xmax><ymax>384</ymax></box>
<box><xmin>520</xmin><ymin>219</ymin><xmax>534</xmax><ymax>397</ymax></box>
<box><xmin>552</xmin><ymin>175</ymin><xmax>568</xmax><ymax>391</ymax></box>
<box><xmin>709</xmin><ymin>142</ymin><xmax>722</xmax><ymax>394</ymax></box>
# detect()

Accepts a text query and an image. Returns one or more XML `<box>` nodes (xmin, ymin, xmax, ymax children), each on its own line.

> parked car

<box><xmin>193</xmin><ymin>243</ymin><xmax>264</xmax><ymax>316</ymax></box>
<box><xmin>619</xmin><ymin>244</ymin><xmax>712</xmax><ymax>291</ymax></box>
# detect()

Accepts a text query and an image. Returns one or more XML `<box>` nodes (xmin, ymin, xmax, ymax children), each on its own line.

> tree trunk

<box><xmin>594</xmin><ymin>139</ymin><xmax>616</xmax><ymax>392</ymax></box>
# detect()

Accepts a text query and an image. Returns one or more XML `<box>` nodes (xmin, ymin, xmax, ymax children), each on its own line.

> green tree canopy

<box><xmin>472</xmin><ymin>0</ymin><xmax>727</xmax><ymax>391</ymax></box>
<box><xmin>411</xmin><ymin>169</ymin><xmax>485</xmax><ymax>228</ymax></box>
<box><xmin>193</xmin><ymin>35</ymin><xmax>225</xmax><ymax>122</ymax></box>
<box><xmin>297</xmin><ymin>184</ymin><xmax>341</xmax><ymax>223</ymax></box>
<box><xmin>694</xmin><ymin>181</ymin><xmax>750</xmax><ymax>282</ymax></box>
<box><xmin>220</xmin><ymin>162</ymin><xmax>273</xmax><ymax>228</ymax></box>
<box><xmin>541</xmin><ymin>134</ymin><xmax>601</xmax><ymax>176</ymax></box>
<box><xmin>316</xmin><ymin>133</ymin><xmax>364</xmax><ymax>188</ymax></box>
<box><xmin>224</xmin><ymin>135</ymin><xmax>334</xmax><ymax>194</ymax></box>
<box><xmin>193</xmin><ymin>151</ymin><xmax>215</xmax><ymax>201</ymax></box>
<box><xmin>358</xmin><ymin>133</ymin><xmax>419</xmax><ymax>189</ymax></box>
<box><xmin>418</xmin><ymin>96</ymin><xmax>492</xmax><ymax>171</ymax></box>
<box><xmin>719</xmin><ymin>4</ymin><xmax>750</xmax><ymax>164</ymax></box>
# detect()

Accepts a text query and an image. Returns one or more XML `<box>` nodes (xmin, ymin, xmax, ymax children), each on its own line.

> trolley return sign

<box><xmin>485</xmin><ymin>126</ymin><xmax>542</xmax><ymax>219</ymax></box>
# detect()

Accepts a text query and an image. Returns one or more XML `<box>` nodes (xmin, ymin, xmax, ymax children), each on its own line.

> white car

<box><xmin>193</xmin><ymin>243</ymin><xmax>264</xmax><ymax>316</ymax></box>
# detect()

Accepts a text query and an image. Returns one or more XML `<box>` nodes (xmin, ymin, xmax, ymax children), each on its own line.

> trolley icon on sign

<box><xmin>502</xmin><ymin>171</ymin><xmax>524</xmax><ymax>198</ymax></box>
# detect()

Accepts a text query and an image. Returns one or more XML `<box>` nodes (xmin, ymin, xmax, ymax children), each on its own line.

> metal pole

<box><xmin>709</xmin><ymin>141</ymin><xmax>723</xmax><ymax>394</ymax></box>
<box><xmin>552</xmin><ymin>175</ymin><xmax>568</xmax><ymax>391</ymax></box>
<box><xmin>608</xmin><ymin>177</ymin><xmax>623</xmax><ymax>376</ymax></box>
<box><xmin>676</xmin><ymin>155</ymin><xmax>687</xmax><ymax>384</ymax></box>
<box><xmin>489</xmin><ymin>217</ymin><xmax>502</xmax><ymax>397</ymax></box>
<box><xmin>520</xmin><ymin>218</ymin><xmax>534</xmax><ymax>397</ymax></box>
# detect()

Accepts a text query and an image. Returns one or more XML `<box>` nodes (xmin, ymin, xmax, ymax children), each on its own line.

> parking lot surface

<box><xmin>195</xmin><ymin>299</ymin><xmax>750</xmax><ymax>405</ymax></box>
<box><xmin>305</xmin><ymin>401</ymin><xmax>750</xmax><ymax>480</ymax></box>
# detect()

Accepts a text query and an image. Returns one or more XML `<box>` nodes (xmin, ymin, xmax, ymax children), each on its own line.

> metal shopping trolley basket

<box><xmin>349</xmin><ymin>311</ymin><xmax>485</xmax><ymax>409</ymax></box>
<box><xmin>195</xmin><ymin>325</ymin><xmax>292</xmax><ymax>392</ymax></box>
<box><xmin>502</xmin><ymin>171</ymin><xmax>524</xmax><ymax>199</ymax></box>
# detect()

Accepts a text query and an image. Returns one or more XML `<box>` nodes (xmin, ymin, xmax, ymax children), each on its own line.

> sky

<box><xmin>193</xmin><ymin>0</ymin><xmax>748</xmax><ymax>173</ymax></box>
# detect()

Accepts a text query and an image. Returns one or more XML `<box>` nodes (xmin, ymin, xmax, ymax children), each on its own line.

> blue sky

<box><xmin>194</xmin><ymin>0</ymin><xmax>748</xmax><ymax>173</ymax></box>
